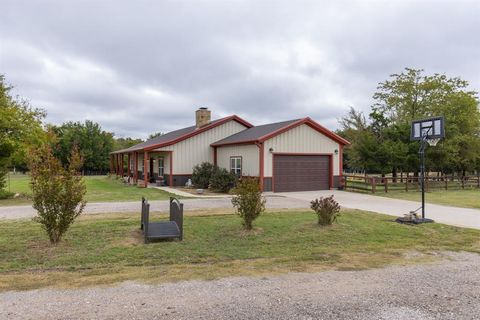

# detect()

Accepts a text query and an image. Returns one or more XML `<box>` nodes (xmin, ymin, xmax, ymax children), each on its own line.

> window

<box><xmin>158</xmin><ymin>157</ymin><xmax>165</xmax><ymax>176</ymax></box>
<box><xmin>230</xmin><ymin>156</ymin><xmax>242</xmax><ymax>175</ymax></box>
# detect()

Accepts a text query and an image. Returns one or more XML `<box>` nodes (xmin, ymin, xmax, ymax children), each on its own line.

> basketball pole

<box><xmin>419</xmin><ymin>136</ymin><xmax>426</xmax><ymax>220</ymax></box>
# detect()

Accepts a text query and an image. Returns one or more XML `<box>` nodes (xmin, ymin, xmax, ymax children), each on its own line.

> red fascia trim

<box><xmin>339</xmin><ymin>145</ymin><xmax>343</xmax><ymax>178</ymax></box>
<box><xmin>143</xmin><ymin>115</ymin><xmax>253</xmax><ymax>152</ymax></box>
<box><xmin>256</xmin><ymin>142</ymin><xmax>264</xmax><ymax>191</ymax></box>
<box><xmin>169</xmin><ymin>151</ymin><xmax>173</xmax><ymax>187</ymax></box>
<box><xmin>258</xmin><ymin>117</ymin><xmax>350</xmax><ymax>146</ymax></box>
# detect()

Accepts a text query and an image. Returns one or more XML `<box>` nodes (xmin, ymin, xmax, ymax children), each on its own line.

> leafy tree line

<box><xmin>338</xmin><ymin>68</ymin><xmax>480</xmax><ymax>177</ymax></box>
<box><xmin>0</xmin><ymin>74</ymin><xmax>145</xmax><ymax>193</ymax></box>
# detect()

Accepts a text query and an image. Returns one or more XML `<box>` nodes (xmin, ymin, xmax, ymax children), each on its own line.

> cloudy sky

<box><xmin>1</xmin><ymin>0</ymin><xmax>479</xmax><ymax>139</ymax></box>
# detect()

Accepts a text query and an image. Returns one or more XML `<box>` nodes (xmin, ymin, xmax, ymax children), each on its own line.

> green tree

<box><xmin>0</xmin><ymin>75</ymin><xmax>45</xmax><ymax>191</ymax></box>
<box><xmin>52</xmin><ymin>121</ymin><xmax>114</xmax><ymax>172</ymax></box>
<box><xmin>340</xmin><ymin>68</ymin><xmax>480</xmax><ymax>176</ymax></box>
<box><xmin>113</xmin><ymin>137</ymin><xmax>144</xmax><ymax>151</ymax></box>
<box><xmin>28</xmin><ymin>143</ymin><xmax>86</xmax><ymax>244</ymax></box>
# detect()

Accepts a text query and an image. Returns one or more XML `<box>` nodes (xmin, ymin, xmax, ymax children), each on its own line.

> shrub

<box><xmin>0</xmin><ymin>189</ymin><xmax>14</xmax><ymax>199</ymax></box>
<box><xmin>209</xmin><ymin>167</ymin><xmax>236</xmax><ymax>192</ymax></box>
<box><xmin>191</xmin><ymin>162</ymin><xmax>216</xmax><ymax>188</ymax></box>
<box><xmin>310</xmin><ymin>195</ymin><xmax>341</xmax><ymax>226</ymax></box>
<box><xmin>231</xmin><ymin>177</ymin><xmax>266</xmax><ymax>230</ymax></box>
<box><xmin>28</xmin><ymin>144</ymin><xmax>86</xmax><ymax>244</ymax></box>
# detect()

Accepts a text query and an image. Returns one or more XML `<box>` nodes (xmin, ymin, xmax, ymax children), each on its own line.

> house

<box><xmin>110</xmin><ymin>108</ymin><xmax>349</xmax><ymax>192</ymax></box>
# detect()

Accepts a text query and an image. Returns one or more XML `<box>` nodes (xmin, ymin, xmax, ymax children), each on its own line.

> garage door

<box><xmin>273</xmin><ymin>155</ymin><xmax>331</xmax><ymax>192</ymax></box>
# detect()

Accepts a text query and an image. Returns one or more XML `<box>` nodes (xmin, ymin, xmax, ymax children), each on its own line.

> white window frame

<box><xmin>158</xmin><ymin>157</ymin><xmax>165</xmax><ymax>177</ymax></box>
<box><xmin>230</xmin><ymin>156</ymin><xmax>242</xmax><ymax>175</ymax></box>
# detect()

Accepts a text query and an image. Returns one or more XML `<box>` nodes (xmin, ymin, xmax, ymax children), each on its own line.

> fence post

<box><xmin>461</xmin><ymin>176</ymin><xmax>465</xmax><ymax>189</ymax></box>
<box><xmin>477</xmin><ymin>174</ymin><xmax>480</xmax><ymax>188</ymax></box>
<box><xmin>445</xmin><ymin>176</ymin><xmax>448</xmax><ymax>190</ymax></box>
<box><xmin>372</xmin><ymin>177</ymin><xmax>376</xmax><ymax>194</ymax></box>
<box><xmin>405</xmin><ymin>172</ymin><xmax>409</xmax><ymax>192</ymax></box>
<box><xmin>384</xmin><ymin>178</ymin><xmax>388</xmax><ymax>193</ymax></box>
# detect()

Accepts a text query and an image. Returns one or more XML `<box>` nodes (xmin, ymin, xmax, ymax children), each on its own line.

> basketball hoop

<box><xmin>426</xmin><ymin>138</ymin><xmax>440</xmax><ymax>147</ymax></box>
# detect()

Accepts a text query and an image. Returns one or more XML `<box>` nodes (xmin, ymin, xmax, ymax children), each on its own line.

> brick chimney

<box><xmin>195</xmin><ymin>107</ymin><xmax>211</xmax><ymax>128</ymax></box>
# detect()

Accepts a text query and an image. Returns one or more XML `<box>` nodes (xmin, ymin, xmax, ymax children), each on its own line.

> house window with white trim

<box><xmin>230</xmin><ymin>156</ymin><xmax>242</xmax><ymax>175</ymax></box>
<box><xmin>158</xmin><ymin>157</ymin><xmax>164</xmax><ymax>176</ymax></box>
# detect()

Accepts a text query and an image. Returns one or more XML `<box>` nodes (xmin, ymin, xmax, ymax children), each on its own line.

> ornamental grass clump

<box><xmin>231</xmin><ymin>177</ymin><xmax>266</xmax><ymax>230</ymax></box>
<box><xmin>28</xmin><ymin>144</ymin><xmax>86</xmax><ymax>244</ymax></box>
<box><xmin>310</xmin><ymin>195</ymin><xmax>341</xmax><ymax>226</ymax></box>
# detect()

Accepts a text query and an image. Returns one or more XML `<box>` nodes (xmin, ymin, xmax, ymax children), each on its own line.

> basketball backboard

<box><xmin>410</xmin><ymin>116</ymin><xmax>445</xmax><ymax>141</ymax></box>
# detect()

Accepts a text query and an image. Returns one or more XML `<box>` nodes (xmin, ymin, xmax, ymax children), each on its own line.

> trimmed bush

<box><xmin>209</xmin><ymin>167</ymin><xmax>236</xmax><ymax>193</ymax></box>
<box><xmin>191</xmin><ymin>162</ymin><xmax>216</xmax><ymax>189</ymax></box>
<box><xmin>310</xmin><ymin>195</ymin><xmax>341</xmax><ymax>226</ymax></box>
<box><xmin>231</xmin><ymin>177</ymin><xmax>266</xmax><ymax>230</ymax></box>
<box><xmin>28</xmin><ymin>145</ymin><xmax>86</xmax><ymax>244</ymax></box>
<box><xmin>0</xmin><ymin>189</ymin><xmax>14</xmax><ymax>199</ymax></box>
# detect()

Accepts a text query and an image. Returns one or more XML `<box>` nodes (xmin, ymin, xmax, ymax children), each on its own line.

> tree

<box><xmin>113</xmin><ymin>137</ymin><xmax>143</xmax><ymax>151</ymax></box>
<box><xmin>52</xmin><ymin>121</ymin><xmax>114</xmax><ymax>172</ymax></box>
<box><xmin>340</xmin><ymin>68</ymin><xmax>480</xmax><ymax>176</ymax></box>
<box><xmin>231</xmin><ymin>177</ymin><xmax>266</xmax><ymax>230</ymax></box>
<box><xmin>28</xmin><ymin>142</ymin><xmax>86</xmax><ymax>244</ymax></box>
<box><xmin>148</xmin><ymin>132</ymin><xmax>164</xmax><ymax>140</ymax></box>
<box><xmin>0</xmin><ymin>75</ymin><xmax>45</xmax><ymax>192</ymax></box>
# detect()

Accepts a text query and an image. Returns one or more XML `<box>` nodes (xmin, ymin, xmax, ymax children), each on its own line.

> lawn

<box><xmin>376</xmin><ymin>189</ymin><xmax>480</xmax><ymax>209</ymax></box>
<box><xmin>1</xmin><ymin>209</ymin><xmax>479</xmax><ymax>291</ymax></box>
<box><xmin>0</xmin><ymin>174</ymin><xmax>180</xmax><ymax>206</ymax></box>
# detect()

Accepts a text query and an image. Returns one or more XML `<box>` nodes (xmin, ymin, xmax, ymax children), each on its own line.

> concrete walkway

<box><xmin>1</xmin><ymin>191</ymin><xmax>479</xmax><ymax>229</ymax></box>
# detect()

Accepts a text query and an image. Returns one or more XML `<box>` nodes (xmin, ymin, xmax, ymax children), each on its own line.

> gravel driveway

<box><xmin>0</xmin><ymin>195</ymin><xmax>308</xmax><ymax>220</ymax></box>
<box><xmin>1</xmin><ymin>252</ymin><xmax>479</xmax><ymax>320</ymax></box>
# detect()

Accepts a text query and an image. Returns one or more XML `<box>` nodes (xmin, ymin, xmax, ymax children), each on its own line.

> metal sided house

<box><xmin>211</xmin><ymin>118</ymin><xmax>350</xmax><ymax>192</ymax></box>
<box><xmin>110</xmin><ymin>108</ymin><xmax>350</xmax><ymax>192</ymax></box>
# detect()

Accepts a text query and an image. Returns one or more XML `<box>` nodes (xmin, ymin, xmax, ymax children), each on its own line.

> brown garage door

<box><xmin>273</xmin><ymin>155</ymin><xmax>331</xmax><ymax>192</ymax></box>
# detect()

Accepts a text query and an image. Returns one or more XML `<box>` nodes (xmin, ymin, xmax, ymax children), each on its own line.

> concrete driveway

<box><xmin>278</xmin><ymin>190</ymin><xmax>480</xmax><ymax>229</ymax></box>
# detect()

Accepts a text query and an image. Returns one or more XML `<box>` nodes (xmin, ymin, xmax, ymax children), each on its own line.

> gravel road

<box><xmin>2</xmin><ymin>252</ymin><xmax>479</xmax><ymax>320</ymax></box>
<box><xmin>0</xmin><ymin>195</ymin><xmax>309</xmax><ymax>220</ymax></box>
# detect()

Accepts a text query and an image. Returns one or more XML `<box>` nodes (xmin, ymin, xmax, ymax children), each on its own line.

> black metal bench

<box><xmin>141</xmin><ymin>197</ymin><xmax>183</xmax><ymax>243</ymax></box>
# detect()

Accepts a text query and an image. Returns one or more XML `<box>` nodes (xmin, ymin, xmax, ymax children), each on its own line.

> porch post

<box><xmin>144</xmin><ymin>151</ymin><xmax>149</xmax><ymax>188</ymax></box>
<box><xmin>169</xmin><ymin>151</ymin><xmax>173</xmax><ymax>187</ymax></box>
<box><xmin>116</xmin><ymin>154</ymin><xmax>119</xmax><ymax>176</ymax></box>
<box><xmin>110</xmin><ymin>155</ymin><xmax>113</xmax><ymax>174</ymax></box>
<box><xmin>127</xmin><ymin>153</ymin><xmax>131</xmax><ymax>177</ymax></box>
<box><xmin>120</xmin><ymin>153</ymin><xmax>124</xmax><ymax>177</ymax></box>
<box><xmin>134</xmin><ymin>152</ymin><xmax>138</xmax><ymax>183</ymax></box>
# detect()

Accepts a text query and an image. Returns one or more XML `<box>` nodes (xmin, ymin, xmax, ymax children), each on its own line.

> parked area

<box><xmin>1</xmin><ymin>209</ymin><xmax>479</xmax><ymax>292</ymax></box>
<box><xmin>2</xmin><ymin>252</ymin><xmax>479</xmax><ymax>319</ymax></box>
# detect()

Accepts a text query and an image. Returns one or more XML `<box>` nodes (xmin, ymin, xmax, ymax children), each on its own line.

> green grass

<box><xmin>1</xmin><ymin>209</ymin><xmax>479</xmax><ymax>291</ymax></box>
<box><xmin>0</xmin><ymin>174</ymin><xmax>179</xmax><ymax>206</ymax></box>
<box><xmin>375</xmin><ymin>189</ymin><xmax>480</xmax><ymax>209</ymax></box>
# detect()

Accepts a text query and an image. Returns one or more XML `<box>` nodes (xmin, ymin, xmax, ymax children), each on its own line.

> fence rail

<box><xmin>342</xmin><ymin>174</ymin><xmax>480</xmax><ymax>193</ymax></box>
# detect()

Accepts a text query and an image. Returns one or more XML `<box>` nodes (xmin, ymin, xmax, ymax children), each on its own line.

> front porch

<box><xmin>110</xmin><ymin>150</ymin><xmax>173</xmax><ymax>187</ymax></box>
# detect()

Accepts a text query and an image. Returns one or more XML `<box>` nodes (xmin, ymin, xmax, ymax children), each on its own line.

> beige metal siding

<box><xmin>264</xmin><ymin>124</ymin><xmax>340</xmax><ymax>176</ymax></box>
<box><xmin>217</xmin><ymin>144</ymin><xmax>260</xmax><ymax>176</ymax></box>
<box><xmin>154</xmin><ymin>120</ymin><xmax>248</xmax><ymax>174</ymax></box>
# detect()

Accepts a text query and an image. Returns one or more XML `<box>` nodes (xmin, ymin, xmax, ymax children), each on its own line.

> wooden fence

<box><xmin>342</xmin><ymin>174</ymin><xmax>480</xmax><ymax>193</ymax></box>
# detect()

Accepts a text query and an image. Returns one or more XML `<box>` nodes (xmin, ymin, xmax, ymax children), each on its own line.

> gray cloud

<box><xmin>1</xmin><ymin>0</ymin><xmax>479</xmax><ymax>139</ymax></box>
